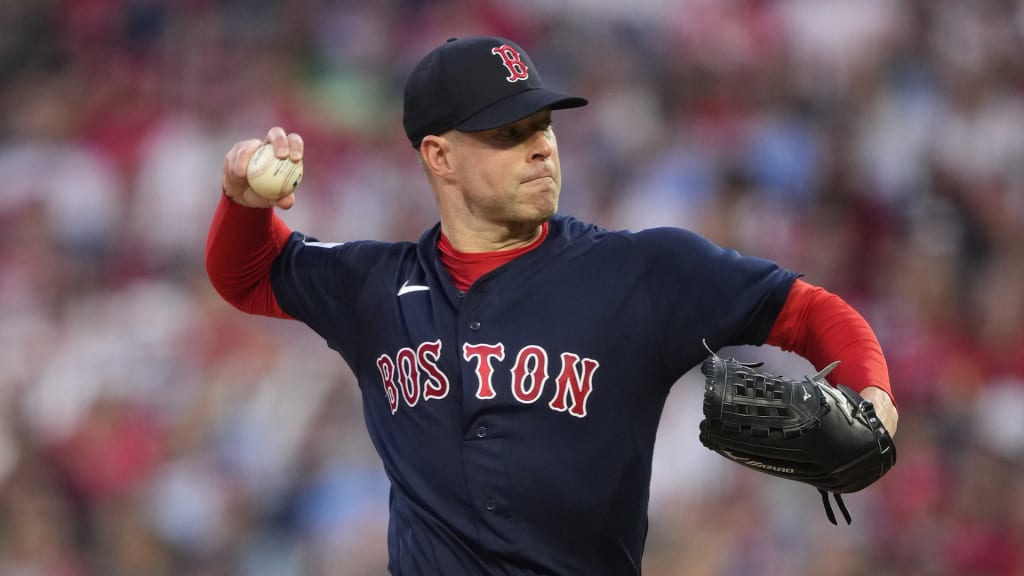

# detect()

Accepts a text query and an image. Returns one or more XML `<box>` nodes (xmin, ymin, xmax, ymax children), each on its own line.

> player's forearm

<box><xmin>205</xmin><ymin>192</ymin><xmax>292</xmax><ymax>318</ymax></box>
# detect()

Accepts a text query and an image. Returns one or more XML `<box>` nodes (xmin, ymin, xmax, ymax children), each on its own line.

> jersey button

<box><xmin>469</xmin><ymin>321</ymin><xmax>481</xmax><ymax>330</ymax></box>
<box><xmin>484</xmin><ymin>498</ymin><xmax>497</xmax><ymax>511</ymax></box>
<box><xmin>476</xmin><ymin>426</ymin><xmax>487</xmax><ymax>438</ymax></box>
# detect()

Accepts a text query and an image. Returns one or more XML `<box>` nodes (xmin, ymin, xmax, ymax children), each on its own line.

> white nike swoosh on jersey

<box><xmin>397</xmin><ymin>281</ymin><xmax>430</xmax><ymax>296</ymax></box>
<box><xmin>302</xmin><ymin>240</ymin><xmax>344</xmax><ymax>248</ymax></box>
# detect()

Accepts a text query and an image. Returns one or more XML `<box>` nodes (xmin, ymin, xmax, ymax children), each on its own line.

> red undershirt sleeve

<box><xmin>766</xmin><ymin>279</ymin><xmax>894</xmax><ymax>404</ymax></box>
<box><xmin>205</xmin><ymin>192</ymin><xmax>292</xmax><ymax>319</ymax></box>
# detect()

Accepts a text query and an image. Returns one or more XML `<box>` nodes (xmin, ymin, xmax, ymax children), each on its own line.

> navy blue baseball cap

<box><xmin>403</xmin><ymin>36</ymin><xmax>588</xmax><ymax>147</ymax></box>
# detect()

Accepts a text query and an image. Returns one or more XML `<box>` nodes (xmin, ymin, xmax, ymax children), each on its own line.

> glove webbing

<box><xmin>820</xmin><ymin>490</ymin><xmax>851</xmax><ymax>525</ymax></box>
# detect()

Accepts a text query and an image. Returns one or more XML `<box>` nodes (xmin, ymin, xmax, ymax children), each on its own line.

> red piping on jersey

<box><xmin>438</xmin><ymin>222</ymin><xmax>550</xmax><ymax>292</ymax></box>
<box><xmin>767</xmin><ymin>279</ymin><xmax>894</xmax><ymax>403</ymax></box>
<box><xmin>205</xmin><ymin>192</ymin><xmax>292</xmax><ymax>319</ymax></box>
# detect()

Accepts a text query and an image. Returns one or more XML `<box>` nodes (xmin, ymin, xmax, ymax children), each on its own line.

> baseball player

<box><xmin>207</xmin><ymin>36</ymin><xmax>898</xmax><ymax>575</ymax></box>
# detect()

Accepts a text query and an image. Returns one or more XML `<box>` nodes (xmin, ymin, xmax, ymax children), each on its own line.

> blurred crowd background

<box><xmin>1</xmin><ymin>0</ymin><xmax>1024</xmax><ymax>574</ymax></box>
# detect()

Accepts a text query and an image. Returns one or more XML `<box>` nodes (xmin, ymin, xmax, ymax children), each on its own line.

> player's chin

<box><xmin>514</xmin><ymin>199</ymin><xmax>557</xmax><ymax>224</ymax></box>
<box><xmin>527</xmin><ymin>191</ymin><xmax>559</xmax><ymax>220</ymax></box>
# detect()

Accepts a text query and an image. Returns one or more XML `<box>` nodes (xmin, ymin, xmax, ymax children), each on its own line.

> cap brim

<box><xmin>455</xmin><ymin>88</ymin><xmax>588</xmax><ymax>133</ymax></box>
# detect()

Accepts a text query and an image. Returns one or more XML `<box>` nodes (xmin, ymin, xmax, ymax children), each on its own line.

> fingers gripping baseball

<box><xmin>222</xmin><ymin>127</ymin><xmax>304</xmax><ymax>209</ymax></box>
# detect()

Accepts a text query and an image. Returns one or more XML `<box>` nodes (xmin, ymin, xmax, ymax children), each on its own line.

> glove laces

<box><xmin>820</xmin><ymin>490</ymin><xmax>851</xmax><ymax>525</ymax></box>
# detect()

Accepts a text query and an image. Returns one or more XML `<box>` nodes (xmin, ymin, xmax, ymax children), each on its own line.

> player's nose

<box><xmin>528</xmin><ymin>128</ymin><xmax>554</xmax><ymax>161</ymax></box>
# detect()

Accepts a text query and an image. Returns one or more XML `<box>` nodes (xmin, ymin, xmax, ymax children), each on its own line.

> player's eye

<box><xmin>485</xmin><ymin>115</ymin><xmax>553</xmax><ymax>147</ymax></box>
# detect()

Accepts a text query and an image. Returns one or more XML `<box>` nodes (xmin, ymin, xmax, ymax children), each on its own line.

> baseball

<box><xmin>246</xmin><ymin>143</ymin><xmax>303</xmax><ymax>200</ymax></box>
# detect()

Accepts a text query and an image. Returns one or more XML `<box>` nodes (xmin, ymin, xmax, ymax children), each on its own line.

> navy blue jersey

<box><xmin>270</xmin><ymin>214</ymin><xmax>797</xmax><ymax>575</ymax></box>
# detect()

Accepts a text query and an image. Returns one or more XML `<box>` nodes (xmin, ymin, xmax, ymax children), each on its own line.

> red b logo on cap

<box><xmin>491</xmin><ymin>45</ymin><xmax>529</xmax><ymax>82</ymax></box>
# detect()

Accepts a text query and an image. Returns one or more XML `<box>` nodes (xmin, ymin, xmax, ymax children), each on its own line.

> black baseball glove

<box><xmin>698</xmin><ymin>347</ymin><xmax>897</xmax><ymax>524</ymax></box>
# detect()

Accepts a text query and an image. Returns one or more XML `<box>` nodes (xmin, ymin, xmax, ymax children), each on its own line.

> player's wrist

<box><xmin>222</xmin><ymin>182</ymin><xmax>248</xmax><ymax>205</ymax></box>
<box><xmin>222</xmin><ymin>184</ymin><xmax>283</xmax><ymax>210</ymax></box>
<box><xmin>860</xmin><ymin>386</ymin><xmax>898</xmax><ymax>437</ymax></box>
